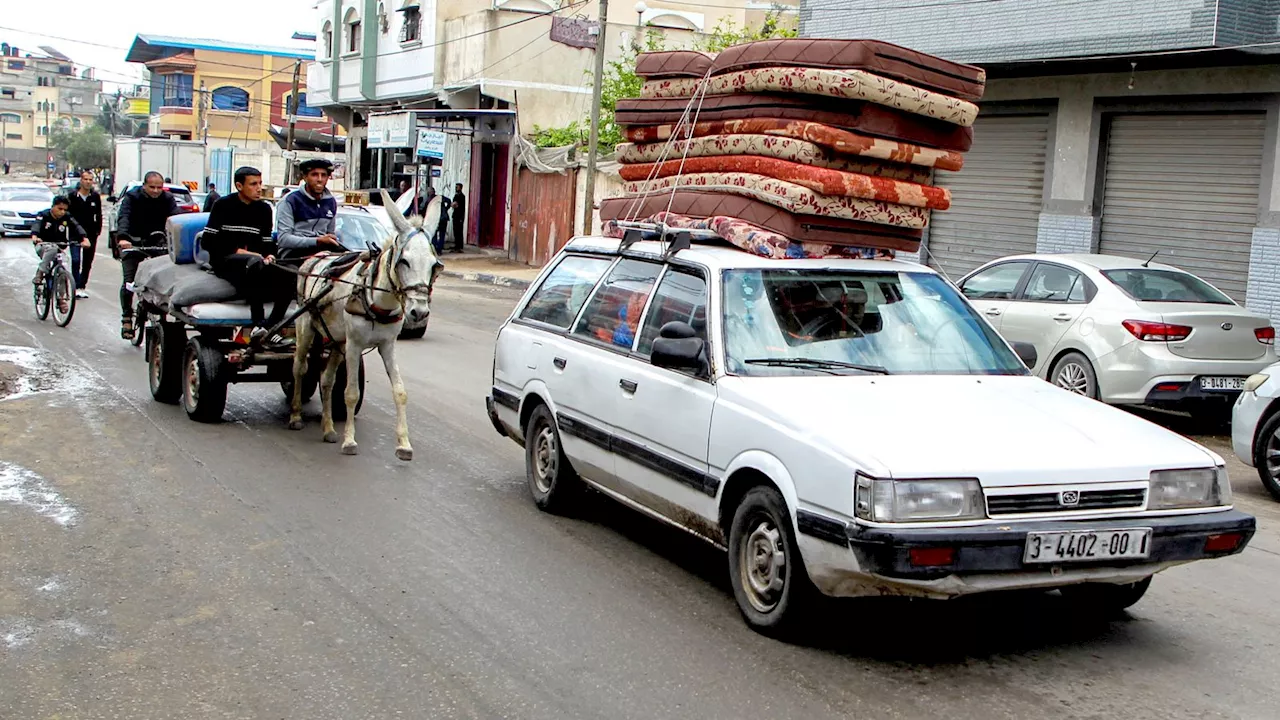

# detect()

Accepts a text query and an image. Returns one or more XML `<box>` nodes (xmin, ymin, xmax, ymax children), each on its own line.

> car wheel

<box><xmin>1059</xmin><ymin>576</ymin><xmax>1152</xmax><ymax>614</ymax></box>
<box><xmin>1051</xmin><ymin>352</ymin><xmax>1099</xmax><ymax>399</ymax></box>
<box><xmin>1253</xmin><ymin>411</ymin><xmax>1280</xmax><ymax>501</ymax></box>
<box><xmin>727</xmin><ymin>486</ymin><xmax>819</xmax><ymax>637</ymax></box>
<box><xmin>524</xmin><ymin>404</ymin><xmax>580</xmax><ymax>513</ymax></box>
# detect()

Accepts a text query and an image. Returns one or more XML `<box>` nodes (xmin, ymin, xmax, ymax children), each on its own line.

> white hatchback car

<box><xmin>1231</xmin><ymin>363</ymin><xmax>1280</xmax><ymax>500</ymax></box>
<box><xmin>957</xmin><ymin>254</ymin><xmax>1275</xmax><ymax>410</ymax></box>
<box><xmin>487</xmin><ymin>235</ymin><xmax>1254</xmax><ymax>635</ymax></box>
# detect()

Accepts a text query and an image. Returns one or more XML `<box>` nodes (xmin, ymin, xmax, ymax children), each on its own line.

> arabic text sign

<box><xmin>416</xmin><ymin>129</ymin><xmax>447</xmax><ymax>159</ymax></box>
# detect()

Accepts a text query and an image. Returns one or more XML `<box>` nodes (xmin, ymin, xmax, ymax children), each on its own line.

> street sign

<box><xmin>368</xmin><ymin>111</ymin><xmax>414</xmax><ymax>149</ymax></box>
<box><xmin>282</xmin><ymin>150</ymin><xmax>297</xmax><ymax>160</ymax></box>
<box><xmin>416</xmin><ymin>128</ymin><xmax>446</xmax><ymax>160</ymax></box>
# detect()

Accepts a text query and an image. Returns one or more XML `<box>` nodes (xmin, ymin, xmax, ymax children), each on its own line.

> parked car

<box><xmin>0</xmin><ymin>183</ymin><xmax>54</xmax><ymax>236</ymax></box>
<box><xmin>1231</xmin><ymin>363</ymin><xmax>1280</xmax><ymax>499</ymax></box>
<box><xmin>106</xmin><ymin>182</ymin><xmax>199</xmax><ymax>234</ymax></box>
<box><xmin>486</xmin><ymin>235</ymin><xmax>1254</xmax><ymax>636</ymax></box>
<box><xmin>956</xmin><ymin>254</ymin><xmax>1276</xmax><ymax>411</ymax></box>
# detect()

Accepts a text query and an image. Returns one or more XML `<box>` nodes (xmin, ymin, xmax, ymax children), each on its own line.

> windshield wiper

<box><xmin>744</xmin><ymin>358</ymin><xmax>891</xmax><ymax>375</ymax></box>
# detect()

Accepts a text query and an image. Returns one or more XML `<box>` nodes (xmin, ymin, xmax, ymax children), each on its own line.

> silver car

<box><xmin>957</xmin><ymin>254</ymin><xmax>1276</xmax><ymax>409</ymax></box>
<box><xmin>1231</xmin><ymin>365</ymin><xmax>1280</xmax><ymax>499</ymax></box>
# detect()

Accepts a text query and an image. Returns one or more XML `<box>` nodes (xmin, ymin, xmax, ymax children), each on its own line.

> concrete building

<box><xmin>306</xmin><ymin>0</ymin><xmax>797</xmax><ymax>251</ymax></box>
<box><xmin>125</xmin><ymin>35</ymin><xmax>346</xmax><ymax>188</ymax></box>
<box><xmin>802</xmin><ymin>0</ymin><xmax>1280</xmax><ymax>320</ymax></box>
<box><xmin>0</xmin><ymin>42</ymin><xmax>102</xmax><ymax>167</ymax></box>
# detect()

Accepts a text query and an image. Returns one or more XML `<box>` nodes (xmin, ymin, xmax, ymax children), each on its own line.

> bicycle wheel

<box><xmin>32</xmin><ymin>274</ymin><xmax>50</xmax><ymax>321</ymax></box>
<box><xmin>131</xmin><ymin>303</ymin><xmax>148</xmax><ymax>347</ymax></box>
<box><xmin>51</xmin><ymin>265</ymin><xmax>76</xmax><ymax>327</ymax></box>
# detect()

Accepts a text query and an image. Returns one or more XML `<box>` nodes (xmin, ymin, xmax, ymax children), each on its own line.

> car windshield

<box><xmin>1101</xmin><ymin>268</ymin><xmax>1233</xmax><ymax>304</ymax></box>
<box><xmin>335</xmin><ymin>212</ymin><xmax>388</xmax><ymax>251</ymax></box>
<box><xmin>0</xmin><ymin>189</ymin><xmax>52</xmax><ymax>203</ymax></box>
<box><xmin>722</xmin><ymin>268</ymin><xmax>1027</xmax><ymax>376</ymax></box>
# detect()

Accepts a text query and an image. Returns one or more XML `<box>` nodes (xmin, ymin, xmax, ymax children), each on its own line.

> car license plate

<box><xmin>1200</xmin><ymin>376</ymin><xmax>1245</xmax><ymax>391</ymax></box>
<box><xmin>1023</xmin><ymin>528</ymin><xmax>1152</xmax><ymax>564</ymax></box>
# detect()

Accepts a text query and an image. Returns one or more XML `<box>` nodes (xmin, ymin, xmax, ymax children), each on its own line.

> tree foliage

<box><xmin>50</xmin><ymin>124</ymin><xmax>112</xmax><ymax>169</ymax></box>
<box><xmin>530</xmin><ymin>13</ymin><xmax>795</xmax><ymax>153</ymax></box>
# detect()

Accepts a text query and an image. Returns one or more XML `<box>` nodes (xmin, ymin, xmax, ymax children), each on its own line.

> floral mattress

<box><xmin>604</xmin><ymin>211</ymin><xmax>903</xmax><ymax>260</ymax></box>
<box><xmin>619</xmin><ymin>155</ymin><xmax>950</xmax><ymax>210</ymax></box>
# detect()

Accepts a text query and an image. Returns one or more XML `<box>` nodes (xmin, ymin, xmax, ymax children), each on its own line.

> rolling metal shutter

<box><xmin>1099</xmin><ymin>113</ymin><xmax>1265</xmax><ymax>302</ymax></box>
<box><xmin>927</xmin><ymin>114</ymin><xmax>1049</xmax><ymax>280</ymax></box>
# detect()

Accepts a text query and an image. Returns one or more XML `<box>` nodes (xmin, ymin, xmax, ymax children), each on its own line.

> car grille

<box><xmin>18</xmin><ymin>211</ymin><xmax>38</xmax><ymax>218</ymax></box>
<box><xmin>987</xmin><ymin>488</ymin><xmax>1146</xmax><ymax>515</ymax></box>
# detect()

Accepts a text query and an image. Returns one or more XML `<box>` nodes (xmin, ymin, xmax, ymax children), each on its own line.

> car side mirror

<box><xmin>1011</xmin><ymin>341</ymin><xmax>1038</xmax><ymax>369</ymax></box>
<box><xmin>651</xmin><ymin>321</ymin><xmax>706</xmax><ymax>372</ymax></box>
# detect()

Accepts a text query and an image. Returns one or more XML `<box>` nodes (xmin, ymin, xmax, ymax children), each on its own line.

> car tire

<box><xmin>524</xmin><ymin>404</ymin><xmax>581</xmax><ymax>513</ymax></box>
<box><xmin>1060</xmin><ymin>576</ymin><xmax>1152</xmax><ymax>614</ymax></box>
<box><xmin>1051</xmin><ymin>352</ymin><xmax>1099</xmax><ymax>399</ymax></box>
<box><xmin>727</xmin><ymin>486</ymin><xmax>820</xmax><ymax>637</ymax></box>
<box><xmin>1253</xmin><ymin>411</ymin><xmax>1280</xmax><ymax>501</ymax></box>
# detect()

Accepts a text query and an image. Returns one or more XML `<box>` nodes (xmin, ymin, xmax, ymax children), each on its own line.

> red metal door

<box><xmin>512</xmin><ymin>167</ymin><xmax>578</xmax><ymax>266</ymax></box>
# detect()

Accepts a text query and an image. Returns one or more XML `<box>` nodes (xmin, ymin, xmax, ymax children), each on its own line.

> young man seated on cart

<box><xmin>202</xmin><ymin>166</ymin><xmax>295</xmax><ymax>345</ymax></box>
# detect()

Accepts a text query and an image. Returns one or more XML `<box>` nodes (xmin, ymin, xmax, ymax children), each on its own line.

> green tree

<box><xmin>49</xmin><ymin>124</ymin><xmax>112</xmax><ymax>169</ymax></box>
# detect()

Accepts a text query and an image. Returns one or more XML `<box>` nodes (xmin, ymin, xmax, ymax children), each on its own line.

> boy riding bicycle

<box><xmin>32</xmin><ymin>196</ymin><xmax>90</xmax><ymax>312</ymax></box>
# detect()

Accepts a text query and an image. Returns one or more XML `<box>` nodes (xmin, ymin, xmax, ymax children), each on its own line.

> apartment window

<box><xmin>322</xmin><ymin>21</ymin><xmax>334</xmax><ymax>58</ymax></box>
<box><xmin>211</xmin><ymin>86</ymin><xmax>250</xmax><ymax>112</ymax></box>
<box><xmin>72</xmin><ymin>117</ymin><xmax>81</xmax><ymax>128</ymax></box>
<box><xmin>4</xmin><ymin>133</ymin><xmax>19</xmax><ymax>140</ymax></box>
<box><xmin>161</xmin><ymin>73</ymin><xmax>194</xmax><ymax>108</ymax></box>
<box><xmin>288</xmin><ymin>92</ymin><xmax>323</xmax><ymax>118</ymax></box>
<box><xmin>345</xmin><ymin>8</ymin><xmax>362</xmax><ymax>54</ymax></box>
<box><xmin>400</xmin><ymin>2</ymin><xmax>422</xmax><ymax>43</ymax></box>
<box><xmin>1</xmin><ymin>86</ymin><xmax>14</xmax><ymax>99</ymax></box>
<box><xmin>6</xmin><ymin>59</ymin><xmax>24</xmax><ymax>70</ymax></box>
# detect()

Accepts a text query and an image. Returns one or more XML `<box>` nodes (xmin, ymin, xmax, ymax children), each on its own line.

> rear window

<box><xmin>1101</xmin><ymin>269</ymin><xmax>1232</xmax><ymax>304</ymax></box>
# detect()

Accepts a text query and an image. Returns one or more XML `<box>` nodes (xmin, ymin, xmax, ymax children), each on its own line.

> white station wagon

<box><xmin>486</xmin><ymin>232</ymin><xmax>1255</xmax><ymax>636</ymax></box>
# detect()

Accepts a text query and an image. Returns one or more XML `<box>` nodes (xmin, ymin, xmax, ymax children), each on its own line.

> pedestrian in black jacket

<box><xmin>203</xmin><ymin>166</ymin><xmax>294</xmax><ymax>344</ymax></box>
<box><xmin>203</xmin><ymin>182</ymin><xmax>220</xmax><ymax>212</ymax></box>
<box><xmin>66</xmin><ymin>170</ymin><xmax>102</xmax><ymax>294</ymax></box>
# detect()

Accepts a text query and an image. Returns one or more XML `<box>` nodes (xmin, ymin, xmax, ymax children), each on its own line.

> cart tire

<box><xmin>182</xmin><ymin>337</ymin><xmax>228</xmax><ymax>423</ymax></box>
<box><xmin>330</xmin><ymin>357</ymin><xmax>365</xmax><ymax>422</ymax></box>
<box><xmin>148</xmin><ymin>322</ymin><xmax>185</xmax><ymax>404</ymax></box>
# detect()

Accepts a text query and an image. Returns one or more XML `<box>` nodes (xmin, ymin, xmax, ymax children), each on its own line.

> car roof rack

<box><xmin>613</xmin><ymin>220</ymin><xmax>723</xmax><ymax>260</ymax></box>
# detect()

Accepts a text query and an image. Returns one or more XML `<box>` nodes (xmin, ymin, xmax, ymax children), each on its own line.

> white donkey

<box><xmin>288</xmin><ymin>190</ymin><xmax>442</xmax><ymax>460</ymax></box>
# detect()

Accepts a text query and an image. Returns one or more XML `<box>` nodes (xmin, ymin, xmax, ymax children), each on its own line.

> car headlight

<box><xmin>1148</xmin><ymin>467</ymin><xmax>1231</xmax><ymax>510</ymax></box>
<box><xmin>1244</xmin><ymin>374</ymin><xmax>1269</xmax><ymax>393</ymax></box>
<box><xmin>0</xmin><ymin>210</ymin><xmax>16</xmax><ymax>217</ymax></box>
<box><xmin>855</xmin><ymin>473</ymin><xmax>985</xmax><ymax>522</ymax></box>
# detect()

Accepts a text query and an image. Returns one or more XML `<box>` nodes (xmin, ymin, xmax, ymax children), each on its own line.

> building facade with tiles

<box><xmin>802</xmin><ymin>0</ymin><xmax>1280</xmax><ymax>321</ymax></box>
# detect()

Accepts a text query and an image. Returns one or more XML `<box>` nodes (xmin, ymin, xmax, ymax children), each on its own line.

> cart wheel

<box><xmin>182</xmin><ymin>337</ymin><xmax>228</xmax><ymax>423</ymax></box>
<box><xmin>148</xmin><ymin>322</ymin><xmax>185</xmax><ymax>404</ymax></box>
<box><xmin>279</xmin><ymin>345</ymin><xmax>322</xmax><ymax>403</ymax></box>
<box><xmin>330</xmin><ymin>357</ymin><xmax>366</xmax><ymax>421</ymax></box>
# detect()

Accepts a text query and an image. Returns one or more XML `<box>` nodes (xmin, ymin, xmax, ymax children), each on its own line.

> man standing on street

<box><xmin>451</xmin><ymin>183</ymin><xmax>467</xmax><ymax>253</ymax></box>
<box><xmin>66</xmin><ymin>170</ymin><xmax>102</xmax><ymax>297</ymax></box>
<box><xmin>204</xmin><ymin>166</ymin><xmax>293</xmax><ymax>344</ymax></box>
<box><xmin>276</xmin><ymin>158</ymin><xmax>341</xmax><ymax>259</ymax></box>
<box><xmin>203</xmin><ymin>181</ymin><xmax>221</xmax><ymax>212</ymax></box>
<box><xmin>115</xmin><ymin>171</ymin><xmax>179</xmax><ymax>340</ymax></box>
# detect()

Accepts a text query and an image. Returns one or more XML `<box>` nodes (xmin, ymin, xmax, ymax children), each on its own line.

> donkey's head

<box><xmin>379</xmin><ymin>189</ymin><xmax>443</xmax><ymax>326</ymax></box>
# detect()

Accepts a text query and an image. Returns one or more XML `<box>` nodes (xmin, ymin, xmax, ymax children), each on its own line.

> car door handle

<box><xmin>1053</xmin><ymin>314</ymin><xmax>1075</xmax><ymax>322</ymax></box>
<box><xmin>553</xmin><ymin>357</ymin><xmax>566</xmax><ymax>370</ymax></box>
<box><xmin>619</xmin><ymin>379</ymin><xmax>638</xmax><ymax>394</ymax></box>
<box><xmin>985</xmin><ymin>308</ymin><xmax>1002</xmax><ymax>316</ymax></box>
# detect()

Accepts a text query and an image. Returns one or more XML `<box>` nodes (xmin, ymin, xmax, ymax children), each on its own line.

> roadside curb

<box><xmin>441</xmin><ymin>270</ymin><xmax>532</xmax><ymax>290</ymax></box>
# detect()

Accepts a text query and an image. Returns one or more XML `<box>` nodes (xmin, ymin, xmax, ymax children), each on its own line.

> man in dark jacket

<box><xmin>276</xmin><ymin>158</ymin><xmax>341</xmax><ymax>259</ymax></box>
<box><xmin>31</xmin><ymin>196</ymin><xmax>90</xmax><ymax>315</ymax></box>
<box><xmin>115</xmin><ymin>171</ymin><xmax>179</xmax><ymax>339</ymax></box>
<box><xmin>204</xmin><ymin>166</ymin><xmax>293</xmax><ymax>343</ymax></box>
<box><xmin>451</xmin><ymin>183</ymin><xmax>466</xmax><ymax>252</ymax></box>
<box><xmin>66</xmin><ymin>170</ymin><xmax>102</xmax><ymax>295</ymax></box>
<box><xmin>203</xmin><ymin>182</ymin><xmax>221</xmax><ymax>212</ymax></box>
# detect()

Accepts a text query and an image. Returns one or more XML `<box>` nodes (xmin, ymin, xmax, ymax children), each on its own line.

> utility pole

<box><xmin>285</xmin><ymin>59</ymin><xmax>302</xmax><ymax>185</ymax></box>
<box><xmin>580</xmin><ymin>0</ymin><xmax>609</xmax><ymax>234</ymax></box>
<box><xmin>43</xmin><ymin>102</ymin><xmax>51</xmax><ymax>177</ymax></box>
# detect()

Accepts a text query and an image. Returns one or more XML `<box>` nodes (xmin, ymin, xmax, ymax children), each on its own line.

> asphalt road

<box><xmin>3</xmin><ymin>237</ymin><xmax>1280</xmax><ymax>720</ymax></box>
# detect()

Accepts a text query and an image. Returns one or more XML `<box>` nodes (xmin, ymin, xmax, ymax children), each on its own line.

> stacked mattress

<box><xmin>600</xmin><ymin>39</ymin><xmax>985</xmax><ymax>259</ymax></box>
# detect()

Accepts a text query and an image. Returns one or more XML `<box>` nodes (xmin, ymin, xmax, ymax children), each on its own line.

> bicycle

<box><xmin>32</xmin><ymin>243</ymin><xmax>76</xmax><ymax>327</ymax></box>
<box><xmin>118</xmin><ymin>232</ymin><xmax>168</xmax><ymax>346</ymax></box>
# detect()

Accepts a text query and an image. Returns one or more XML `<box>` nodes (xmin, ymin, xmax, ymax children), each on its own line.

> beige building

<box><xmin>0</xmin><ymin>42</ymin><xmax>103</xmax><ymax>167</ymax></box>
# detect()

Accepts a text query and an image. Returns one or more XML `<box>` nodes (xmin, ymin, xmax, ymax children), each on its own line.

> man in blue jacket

<box><xmin>276</xmin><ymin>158</ymin><xmax>341</xmax><ymax>259</ymax></box>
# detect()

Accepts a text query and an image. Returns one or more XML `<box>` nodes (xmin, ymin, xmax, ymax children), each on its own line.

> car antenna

<box><xmin>1141</xmin><ymin>250</ymin><xmax>1159</xmax><ymax>267</ymax></box>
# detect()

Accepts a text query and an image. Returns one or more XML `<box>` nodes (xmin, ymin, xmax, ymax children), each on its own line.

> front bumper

<box><xmin>798</xmin><ymin>509</ymin><xmax>1254</xmax><ymax>597</ymax></box>
<box><xmin>0</xmin><ymin>218</ymin><xmax>36</xmax><ymax>235</ymax></box>
<box><xmin>1233</xmin><ymin>390</ymin><xmax>1271</xmax><ymax>466</ymax></box>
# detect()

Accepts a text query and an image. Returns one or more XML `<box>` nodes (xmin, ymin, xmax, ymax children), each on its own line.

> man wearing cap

<box><xmin>276</xmin><ymin>158</ymin><xmax>341</xmax><ymax>259</ymax></box>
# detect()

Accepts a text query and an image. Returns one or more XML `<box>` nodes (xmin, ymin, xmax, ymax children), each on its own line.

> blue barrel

<box><xmin>167</xmin><ymin>212</ymin><xmax>209</xmax><ymax>265</ymax></box>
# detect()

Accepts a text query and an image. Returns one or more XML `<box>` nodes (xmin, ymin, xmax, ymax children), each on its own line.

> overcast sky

<box><xmin>2</xmin><ymin>0</ymin><xmax>317</xmax><ymax>92</ymax></box>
